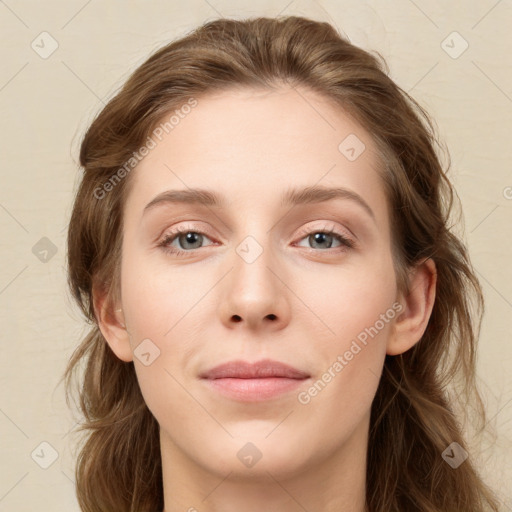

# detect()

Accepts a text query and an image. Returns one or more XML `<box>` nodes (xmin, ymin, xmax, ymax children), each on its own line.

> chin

<box><xmin>194</xmin><ymin>434</ymin><xmax>313</xmax><ymax>482</ymax></box>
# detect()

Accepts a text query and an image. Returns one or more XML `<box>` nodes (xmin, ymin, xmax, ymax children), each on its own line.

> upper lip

<box><xmin>200</xmin><ymin>359</ymin><xmax>310</xmax><ymax>379</ymax></box>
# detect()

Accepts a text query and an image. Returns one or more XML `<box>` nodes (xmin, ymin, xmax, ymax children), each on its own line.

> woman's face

<box><xmin>113</xmin><ymin>86</ymin><xmax>401</xmax><ymax>481</ymax></box>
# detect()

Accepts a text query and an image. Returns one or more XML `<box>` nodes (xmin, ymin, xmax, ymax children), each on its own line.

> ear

<box><xmin>92</xmin><ymin>282</ymin><xmax>133</xmax><ymax>362</ymax></box>
<box><xmin>387</xmin><ymin>258</ymin><xmax>437</xmax><ymax>356</ymax></box>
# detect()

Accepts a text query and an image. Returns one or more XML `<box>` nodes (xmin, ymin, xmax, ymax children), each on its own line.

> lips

<box><xmin>200</xmin><ymin>359</ymin><xmax>310</xmax><ymax>380</ymax></box>
<box><xmin>199</xmin><ymin>359</ymin><xmax>310</xmax><ymax>402</ymax></box>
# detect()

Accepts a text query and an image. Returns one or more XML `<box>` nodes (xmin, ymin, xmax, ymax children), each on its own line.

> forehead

<box><xmin>125</xmin><ymin>85</ymin><xmax>388</xmax><ymax>226</ymax></box>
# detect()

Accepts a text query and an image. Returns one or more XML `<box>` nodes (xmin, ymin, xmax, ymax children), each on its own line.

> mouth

<box><xmin>199</xmin><ymin>359</ymin><xmax>310</xmax><ymax>402</ymax></box>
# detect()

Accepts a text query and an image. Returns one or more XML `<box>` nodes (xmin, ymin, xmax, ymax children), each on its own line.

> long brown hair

<box><xmin>62</xmin><ymin>15</ymin><xmax>501</xmax><ymax>511</ymax></box>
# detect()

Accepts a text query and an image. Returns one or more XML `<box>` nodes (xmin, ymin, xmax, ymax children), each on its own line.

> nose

<box><xmin>218</xmin><ymin>237</ymin><xmax>291</xmax><ymax>332</ymax></box>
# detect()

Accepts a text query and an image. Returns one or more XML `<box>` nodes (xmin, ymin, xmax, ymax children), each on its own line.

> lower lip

<box><xmin>202</xmin><ymin>377</ymin><xmax>309</xmax><ymax>402</ymax></box>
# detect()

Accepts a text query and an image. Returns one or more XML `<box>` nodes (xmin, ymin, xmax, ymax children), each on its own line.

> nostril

<box><xmin>267</xmin><ymin>314</ymin><xmax>277</xmax><ymax>320</ymax></box>
<box><xmin>232</xmin><ymin>315</ymin><xmax>242</xmax><ymax>322</ymax></box>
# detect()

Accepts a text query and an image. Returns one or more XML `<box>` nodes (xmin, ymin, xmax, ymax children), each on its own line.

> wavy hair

<box><xmin>62</xmin><ymin>15</ymin><xmax>501</xmax><ymax>511</ymax></box>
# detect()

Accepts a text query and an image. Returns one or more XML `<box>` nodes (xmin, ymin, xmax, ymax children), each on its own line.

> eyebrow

<box><xmin>143</xmin><ymin>185</ymin><xmax>375</xmax><ymax>221</ymax></box>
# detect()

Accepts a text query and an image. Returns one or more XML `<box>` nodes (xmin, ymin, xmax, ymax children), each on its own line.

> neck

<box><xmin>160</xmin><ymin>413</ymin><xmax>369</xmax><ymax>512</ymax></box>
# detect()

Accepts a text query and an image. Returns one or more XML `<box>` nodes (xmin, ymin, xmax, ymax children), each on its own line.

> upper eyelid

<box><xmin>161</xmin><ymin>221</ymin><xmax>351</xmax><ymax>237</ymax></box>
<box><xmin>295</xmin><ymin>221</ymin><xmax>353</xmax><ymax>238</ymax></box>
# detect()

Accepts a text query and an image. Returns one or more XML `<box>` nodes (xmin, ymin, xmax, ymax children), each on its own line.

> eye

<box><xmin>157</xmin><ymin>224</ymin><xmax>355</xmax><ymax>257</ymax></box>
<box><xmin>294</xmin><ymin>226</ymin><xmax>355</xmax><ymax>252</ymax></box>
<box><xmin>158</xmin><ymin>228</ymin><xmax>214</xmax><ymax>256</ymax></box>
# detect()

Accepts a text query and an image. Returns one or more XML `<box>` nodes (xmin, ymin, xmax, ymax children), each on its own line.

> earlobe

<box><xmin>93</xmin><ymin>284</ymin><xmax>133</xmax><ymax>363</ymax></box>
<box><xmin>387</xmin><ymin>258</ymin><xmax>437</xmax><ymax>356</ymax></box>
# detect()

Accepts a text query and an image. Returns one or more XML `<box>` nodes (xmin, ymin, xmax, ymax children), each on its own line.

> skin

<box><xmin>95</xmin><ymin>85</ymin><xmax>437</xmax><ymax>512</ymax></box>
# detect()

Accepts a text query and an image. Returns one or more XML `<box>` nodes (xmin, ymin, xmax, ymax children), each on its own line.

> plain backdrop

<box><xmin>0</xmin><ymin>1</ymin><xmax>511</xmax><ymax>510</ymax></box>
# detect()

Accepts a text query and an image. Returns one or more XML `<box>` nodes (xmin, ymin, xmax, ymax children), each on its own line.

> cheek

<box><xmin>294</xmin><ymin>267</ymin><xmax>396</xmax><ymax>451</ymax></box>
<box><xmin>119</xmin><ymin>252</ymin><xmax>207</xmax><ymax>411</ymax></box>
<box><xmin>120</xmin><ymin>251</ymin><xmax>195</xmax><ymax>338</ymax></box>
<box><xmin>294</xmin><ymin>251</ymin><xmax>396</xmax><ymax>402</ymax></box>
<box><xmin>294</xmin><ymin>249</ymin><xmax>397</xmax><ymax>343</ymax></box>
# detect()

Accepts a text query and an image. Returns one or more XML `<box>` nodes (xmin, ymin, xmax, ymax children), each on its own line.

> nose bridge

<box><xmin>230</xmin><ymin>210</ymin><xmax>276</xmax><ymax>274</ymax></box>
<box><xmin>232</xmin><ymin>229</ymin><xmax>278</xmax><ymax>300</ymax></box>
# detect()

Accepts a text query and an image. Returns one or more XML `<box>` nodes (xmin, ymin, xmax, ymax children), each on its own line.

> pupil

<box><xmin>181</xmin><ymin>232</ymin><xmax>201</xmax><ymax>249</ymax></box>
<box><xmin>312</xmin><ymin>233</ymin><xmax>331</xmax><ymax>248</ymax></box>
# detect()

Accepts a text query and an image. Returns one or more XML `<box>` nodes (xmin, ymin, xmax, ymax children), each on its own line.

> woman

<box><xmin>63</xmin><ymin>15</ymin><xmax>501</xmax><ymax>512</ymax></box>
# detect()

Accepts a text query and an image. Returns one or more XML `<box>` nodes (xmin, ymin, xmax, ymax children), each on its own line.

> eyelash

<box><xmin>157</xmin><ymin>224</ymin><xmax>355</xmax><ymax>257</ymax></box>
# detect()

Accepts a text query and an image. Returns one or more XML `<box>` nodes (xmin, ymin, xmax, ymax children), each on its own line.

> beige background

<box><xmin>0</xmin><ymin>1</ymin><xmax>511</xmax><ymax>510</ymax></box>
